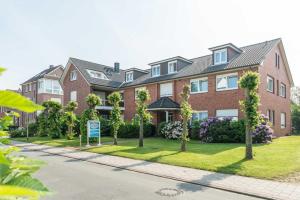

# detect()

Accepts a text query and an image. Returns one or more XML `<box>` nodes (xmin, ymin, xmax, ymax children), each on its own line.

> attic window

<box><xmin>126</xmin><ymin>71</ymin><xmax>133</xmax><ymax>82</ymax></box>
<box><xmin>87</xmin><ymin>69</ymin><xmax>108</xmax><ymax>80</ymax></box>
<box><xmin>214</xmin><ymin>49</ymin><xmax>227</xmax><ymax>65</ymax></box>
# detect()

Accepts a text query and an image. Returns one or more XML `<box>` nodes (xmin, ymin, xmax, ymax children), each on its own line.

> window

<box><xmin>214</xmin><ymin>49</ymin><xmax>227</xmax><ymax>65</ymax></box>
<box><xmin>192</xmin><ymin>111</ymin><xmax>208</xmax><ymax>121</ymax></box>
<box><xmin>52</xmin><ymin>81</ymin><xmax>61</xmax><ymax>94</ymax></box>
<box><xmin>24</xmin><ymin>85</ymin><xmax>28</xmax><ymax>92</ymax></box>
<box><xmin>70</xmin><ymin>70</ymin><xmax>77</xmax><ymax>81</ymax></box>
<box><xmin>190</xmin><ymin>77</ymin><xmax>208</xmax><ymax>93</ymax></box>
<box><xmin>216</xmin><ymin>109</ymin><xmax>238</xmax><ymax>121</ymax></box>
<box><xmin>216</xmin><ymin>73</ymin><xmax>238</xmax><ymax>91</ymax></box>
<box><xmin>168</xmin><ymin>61</ymin><xmax>177</xmax><ymax>74</ymax></box>
<box><xmin>160</xmin><ymin>82</ymin><xmax>173</xmax><ymax>97</ymax></box>
<box><xmin>280</xmin><ymin>83</ymin><xmax>286</xmax><ymax>98</ymax></box>
<box><xmin>267</xmin><ymin>109</ymin><xmax>275</xmax><ymax>125</ymax></box>
<box><xmin>28</xmin><ymin>83</ymin><xmax>32</xmax><ymax>92</ymax></box>
<box><xmin>87</xmin><ymin>69</ymin><xmax>108</xmax><ymax>80</ymax></box>
<box><xmin>45</xmin><ymin>79</ymin><xmax>52</xmax><ymax>93</ymax></box>
<box><xmin>70</xmin><ymin>91</ymin><xmax>77</xmax><ymax>102</ymax></box>
<box><xmin>168</xmin><ymin>112</ymin><xmax>174</xmax><ymax>122</ymax></box>
<box><xmin>51</xmin><ymin>98</ymin><xmax>62</xmax><ymax>104</ymax></box>
<box><xmin>135</xmin><ymin>87</ymin><xmax>146</xmax><ymax>100</ymax></box>
<box><xmin>267</xmin><ymin>76</ymin><xmax>274</xmax><ymax>93</ymax></box>
<box><xmin>152</xmin><ymin>65</ymin><xmax>160</xmax><ymax>77</ymax></box>
<box><xmin>125</xmin><ymin>71</ymin><xmax>133</xmax><ymax>82</ymax></box>
<box><xmin>281</xmin><ymin>112</ymin><xmax>286</xmax><ymax>129</ymax></box>
<box><xmin>275</xmin><ymin>53</ymin><xmax>280</xmax><ymax>68</ymax></box>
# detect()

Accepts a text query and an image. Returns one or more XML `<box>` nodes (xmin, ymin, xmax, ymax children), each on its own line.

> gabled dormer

<box><xmin>125</xmin><ymin>68</ymin><xmax>148</xmax><ymax>82</ymax></box>
<box><xmin>148</xmin><ymin>56</ymin><xmax>192</xmax><ymax>77</ymax></box>
<box><xmin>209</xmin><ymin>43</ymin><xmax>243</xmax><ymax>65</ymax></box>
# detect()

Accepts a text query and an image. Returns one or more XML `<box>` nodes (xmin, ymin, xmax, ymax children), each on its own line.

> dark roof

<box><xmin>148</xmin><ymin>97</ymin><xmax>180</xmax><ymax>110</ymax></box>
<box><xmin>69</xmin><ymin>57</ymin><xmax>125</xmax><ymax>88</ymax></box>
<box><xmin>22</xmin><ymin>65</ymin><xmax>62</xmax><ymax>85</ymax></box>
<box><xmin>121</xmin><ymin>38</ymin><xmax>281</xmax><ymax>87</ymax></box>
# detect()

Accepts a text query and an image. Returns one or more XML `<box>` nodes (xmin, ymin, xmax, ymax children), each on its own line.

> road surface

<box><xmin>20</xmin><ymin>149</ymin><xmax>264</xmax><ymax>200</ymax></box>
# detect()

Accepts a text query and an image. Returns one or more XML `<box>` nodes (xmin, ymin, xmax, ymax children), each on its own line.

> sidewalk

<box><xmin>13</xmin><ymin>141</ymin><xmax>300</xmax><ymax>200</ymax></box>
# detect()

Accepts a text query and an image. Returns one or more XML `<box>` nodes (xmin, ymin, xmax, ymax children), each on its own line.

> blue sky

<box><xmin>0</xmin><ymin>0</ymin><xmax>299</xmax><ymax>89</ymax></box>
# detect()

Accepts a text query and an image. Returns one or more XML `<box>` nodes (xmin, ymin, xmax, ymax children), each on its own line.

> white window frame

<box><xmin>281</xmin><ymin>112</ymin><xmax>286</xmax><ymax>129</ymax></box>
<box><xmin>87</xmin><ymin>69</ymin><xmax>109</xmax><ymax>80</ymax></box>
<box><xmin>151</xmin><ymin>65</ymin><xmax>160</xmax><ymax>77</ymax></box>
<box><xmin>135</xmin><ymin>87</ymin><xmax>146</xmax><ymax>100</ymax></box>
<box><xmin>125</xmin><ymin>71</ymin><xmax>133</xmax><ymax>82</ymax></box>
<box><xmin>214</xmin><ymin>49</ymin><xmax>227</xmax><ymax>65</ymax></box>
<box><xmin>267</xmin><ymin>76</ymin><xmax>274</xmax><ymax>93</ymax></box>
<box><xmin>190</xmin><ymin>77</ymin><xmax>208</xmax><ymax>94</ymax></box>
<box><xmin>160</xmin><ymin>82</ymin><xmax>173</xmax><ymax>97</ymax></box>
<box><xmin>191</xmin><ymin>110</ymin><xmax>208</xmax><ymax>122</ymax></box>
<box><xmin>280</xmin><ymin>83</ymin><xmax>286</xmax><ymax>98</ymax></box>
<box><xmin>216</xmin><ymin>73</ymin><xmax>238</xmax><ymax>91</ymax></box>
<box><xmin>28</xmin><ymin>83</ymin><xmax>32</xmax><ymax>92</ymax></box>
<box><xmin>70</xmin><ymin>91</ymin><xmax>77</xmax><ymax>102</ymax></box>
<box><xmin>216</xmin><ymin>109</ymin><xmax>238</xmax><ymax>121</ymax></box>
<box><xmin>168</xmin><ymin>61</ymin><xmax>177</xmax><ymax>74</ymax></box>
<box><xmin>70</xmin><ymin>70</ymin><xmax>77</xmax><ymax>81</ymax></box>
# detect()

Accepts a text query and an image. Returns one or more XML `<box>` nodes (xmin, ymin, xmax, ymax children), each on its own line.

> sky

<box><xmin>0</xmin><ymin>0</ymin><xmax>299</xmax><ymax>90</ymax></box>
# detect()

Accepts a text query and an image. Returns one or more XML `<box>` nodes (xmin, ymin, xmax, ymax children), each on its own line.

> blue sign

<box><xmin>87</xmin><ymin>120</ymin><xmax>100</xmax><ymax>138</ymax></box>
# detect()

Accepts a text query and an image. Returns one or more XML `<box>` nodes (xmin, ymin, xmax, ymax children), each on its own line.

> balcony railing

<box><xmin>99</xmin><ymin>100</ymin><xmax>124</xmax><ymax>108</ymax></box>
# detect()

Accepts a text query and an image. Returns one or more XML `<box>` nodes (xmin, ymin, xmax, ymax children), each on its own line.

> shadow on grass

<box><xmin>176</xmin><ymin>158</ymin><xmax>247</xmax><ymax>192</ymax></box>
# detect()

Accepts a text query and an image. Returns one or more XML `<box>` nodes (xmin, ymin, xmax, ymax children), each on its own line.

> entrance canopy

<box><xmin>147</xmin><ymin>97</ymin><xmax>180</xmax><ymax>111</ymax></box>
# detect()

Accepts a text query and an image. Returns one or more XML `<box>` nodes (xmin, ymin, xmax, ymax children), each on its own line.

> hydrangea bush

<box><xmin>160</xmin><ymin>121</ymin><xmax>183</xmax><ymax>139</ymax></box>
<box><xmin>251</xmin><ymin>114</ymin><xmax>273</xmax><ymax>143</ymax></box>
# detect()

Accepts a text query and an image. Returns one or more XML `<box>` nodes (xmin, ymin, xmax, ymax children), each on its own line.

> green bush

<box><xmin>100</xmin><ymin>117</ymin><xmax>111</xmax><ymax>136</ymax></box>
<box><xmin>9</xmin><ymin>128</ymin><xmax>27</xmax><ymax>138</ymax></box>
<box><xmin>116</xmin><ymin>122</ymin><xmax>155</xmax><ymax>138</ymax></box>
<box><xmin>157</xmin><ymin>122</ymin><xmax>167</xmax><ymax>137</ymax></box>
<box><xmin>190</xmin><ymin>120</ymin><xmax>201</xmax><ymax>139</ymax></box>
<box><xmin>28</xmin><ymin>123</ymin><xmax>38</xmax><ymax>136</ymax></box>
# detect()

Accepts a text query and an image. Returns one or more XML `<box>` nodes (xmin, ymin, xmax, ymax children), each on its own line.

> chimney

<box><xmin>114</xmin><ymin>62</ymin><xmax>120</xmax><ymax>73</ymax></box>
<box><xmin>49</xmin><ymin>65</ymin><xmax>55</xmax><ymax>68</ymax></box>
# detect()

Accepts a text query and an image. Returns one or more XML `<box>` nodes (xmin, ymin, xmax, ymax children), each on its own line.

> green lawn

<box><xmin>13</xmin><ymin>136</ymin><xmax>117</xmax><ymax>147</ymax></box>
<box><xmin>13</xmin><ymin>136</ymin><xmax>300</xmax><ymax>180</ymax></box>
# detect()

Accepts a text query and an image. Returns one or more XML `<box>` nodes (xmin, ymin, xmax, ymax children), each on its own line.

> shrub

<box><xmin>251</xmin><ymin>114</ymin><xmax>273</xmax><ymax>143</ymax></box>
<box><xmin>160</xmin><ymin>121</ymin><xmax>183</xmax><ymax>139</ymax></box>
<box><xmin>9</xmin><ymin>128</ymin><xmax>27</xmax><ymax>138</ymax></box>
<box><xmin>190</xmin><ymin>120</ymin><xmax>201</xmax><ymax>139</ymax></box>
<box><xmin>100</xmin><ymin>117</ymin><xmax>111</xmax><ymax>136</ymax></box>
<box><xmin>28</xmin><ymin>123</ymin><xmax>38</xmax><ymax>136</ymax></box>
<box><xmin>157</xmin><ymin>122</ymin><xmax>167</xmax><ymax>137</ymax></box>
<box><xmin>117</xmin><ymin>122</ymin><xmax>155</xmax><ymax>138</ymax></box>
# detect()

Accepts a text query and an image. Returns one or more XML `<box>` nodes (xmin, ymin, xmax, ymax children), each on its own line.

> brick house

<box><xmin>60</xmin><ymin>58</ymin><xmax>126</xmax><ymax>118</ymax></box>
<box><xmin>61</xmin><ymin>38</ymin><xmax>293</xmax><ymax>136</ymax></box>
<box><xmin>20</xmin><ymin>65</ymin><xmax>64</xmax><ymax>127</ymax></box>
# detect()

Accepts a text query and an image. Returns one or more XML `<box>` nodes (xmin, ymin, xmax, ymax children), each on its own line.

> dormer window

<box><xmin>214</xmin><ymin>49</ymin><xmax>227</xmax><ymax>65</ymax></box>
<box><xmin>87</xmin><ymin>69</ymin><xmax>108</xmax><ymax>80</ymax></box>
<box><xmin>152</xmin><ymin>65</ymin><xmax>160</xmax><ymax>77</ymax></box>
<box><xmin>125</xmin><ymin>71</ymin><xmax>133</xmax><ymax>82</ymax></box>
<box><xmin>70</xmin><ymin>70</ymin><xmax>77</xmax><ymax>81</ymax></box>
<box><xmin>168</xmin><ymin>61</ymin><xmax>177</xmax><ymax>74</ymax></box>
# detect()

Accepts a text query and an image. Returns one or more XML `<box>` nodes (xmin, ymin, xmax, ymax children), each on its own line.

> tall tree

<box><xmin>64</xmin><ymin>101</ymin><xmax>78</xmax><ymax>140</ymax></box>
<box><xmin>136</xmin><ymin>89</ymin><xmax>151</xmax><ymax>147</ymax></box>
<box><xmin>108</xmin><ymin>92</ymin><xmax>122</xmax><ymax>145</ymax></box>
<box><xmin>80</xmin><ymin>94</ymin><xmax>101</xmax><ymax>139</ymax></box>
<box><xmin>180</xmin><ymin>85</ymin><xmax>192</xmax><ymax>151</ymax></box>
<box><xmin>239</xmin><ymin>71</ymin><xmax>260</xmax><ymax>159</ymax></box>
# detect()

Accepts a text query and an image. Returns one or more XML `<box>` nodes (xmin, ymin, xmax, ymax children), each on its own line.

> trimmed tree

<box><xmin>64</xmin><ymin>101</ymin><xmax>78</xmax><ymax>140</ymax></box>
<box><xmin>239</xmin><ymin>71</ymin><xmax>260</xmax><ymax>159</ymax></box>
<box><xmin>80</xmin><ymin>94</ymin><xmax>101</xmax><ymax>139</ymax></box>
<box><xmin>107</xmin><ymin>92</ymin><xmax>122</xmax><ymax>145</ymax></box>
<box><xmin>136</xmin><ymin>89</ymin><xmax>151</xmax><ymax>147</ymax></box>
<box><xmin>180</xmin><ymin>85</ymin><xmax>193</xmax><ymax>151</ymax></box>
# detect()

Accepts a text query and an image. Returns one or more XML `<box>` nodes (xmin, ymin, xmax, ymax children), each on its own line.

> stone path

<box><xmin>13</xmin><ymin>142</ymin><xmax>300</xmax><ymax>200</ymax></box>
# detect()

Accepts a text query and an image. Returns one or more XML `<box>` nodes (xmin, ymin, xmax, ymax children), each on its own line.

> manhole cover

<box><xmin>156</xmin><ymin>188</ymin><xmax>183</xmax><ymax>197</ymax></box>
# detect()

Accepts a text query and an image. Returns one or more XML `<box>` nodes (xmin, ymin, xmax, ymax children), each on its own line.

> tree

<box><xmin>180</xmin><ymin>85</ymin><xmax>193</xmax><ymax>151</ymax></box>
<box><xmin>107</xmin><ymin>92</ymin><xmax>122</xmax><ymax>145</ymax></box>
<box><xmin>63</xmin><ymin>101</ymin><xmax>78</xmax><ymax>140</ymax></box>
<box><xmin>292</xmin><ymin>102</ymin><xmax>300</xmax><ymax>134</ymax></box>
<box><xmin>136</xmin><ymin>89</ymin><xmax>151</xmax><ymax>147</ymax></box>
<box><xmin>239</xmin><ymin>71</ymin><xmax>260</xmax><ymax>159</ymax></box>
<box><xmin>80</xmin><ymin>94</ymin><xmax>101</xmax><ymax>139</ymax></box>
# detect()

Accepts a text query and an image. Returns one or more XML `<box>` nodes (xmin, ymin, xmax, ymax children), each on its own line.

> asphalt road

<box><xmin>20</xmin><ymin>149</ymin><xmax>263</xmax><ymax>200</ymax></box>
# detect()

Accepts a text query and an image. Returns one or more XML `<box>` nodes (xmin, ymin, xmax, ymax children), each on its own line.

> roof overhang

<box><xmin>149</xmin><ymin>56</ymin><xmax>193</xmax><ymax>66</ymax></box>
<box><xmin>147</xmin><ymin>108</ymin><xmax>180</xmax><ymax>111</ymax></box>
<box><xmin>209</xmin><ymin>43</ymin><xmax>243</xmax><ymax>53</ymax></box>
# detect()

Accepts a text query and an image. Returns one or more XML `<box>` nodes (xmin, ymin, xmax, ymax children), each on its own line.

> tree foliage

<box><xmin>107</xmin><ymin>92</ymin><xmax>122</xmax><ymax>145</ymax></box>
<box><xmin>80</xmin><ymin>94</ymin><xmax>101</xmax><ymax>138</ymax></box>
<box><xmin>239</xmin><ymin>71</ymin><xmax>260</xmax><ymax>159</ymax></box>
<box><xmin>63</xmin><ymin>101</ymin><xmax>78</xmax><ymax>140</ymax></box>
<box><xmin>180</xmin><ymin>85</ymin><xmax>192</xmax><ymax>151</ymax></box>
<box><xmin>136</xmin><ymin>89</ymin><xmax>151</xmax><ymax>147</ymax></box>
<box><xmin>292</xmin><ymin>103</ymin><xmax>300</xmax><ymax>133</ymax></box>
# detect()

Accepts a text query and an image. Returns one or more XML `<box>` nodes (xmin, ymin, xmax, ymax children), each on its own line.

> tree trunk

<box><xmin>244</xmin><ymin>88</ymin><xmax>253</xmax><ymax>159</ymax></box>
<box><xmin>139</xmin><ymin>118</ymin><xmax>144</xmax><ymax>147</ymax></box>
<box><xmin>113</xmin><ymin>130</ymin><xmax>118</xmax><ymax>145</ymax></box>
<box><xmin>181</xmin><ymin>117</ymin><xmax>187</xmax><ymax>151</ymax></box>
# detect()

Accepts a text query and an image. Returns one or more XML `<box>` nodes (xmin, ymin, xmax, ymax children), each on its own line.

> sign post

<box><xmin>87</xmin><ymin>120</ymin><xmax>101</xmax><ymax>147</ymax></box>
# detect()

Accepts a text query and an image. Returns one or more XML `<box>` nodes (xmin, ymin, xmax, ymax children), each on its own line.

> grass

<box><xmin>13</xmin><ymin>135</ymin><xmax>300</xmax><ymax>180</ymax></box>
<box><xmin>13</xmin><ymin>136</ymin><xmax>118</xmax><ymax>147</ymax></box>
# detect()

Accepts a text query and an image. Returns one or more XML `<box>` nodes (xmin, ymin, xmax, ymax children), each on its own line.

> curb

<box><xmin>17</xmin><ymin>143</ymin><xmax>278</xmax><ymax>200</ymax></box>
